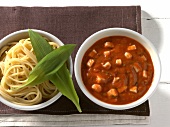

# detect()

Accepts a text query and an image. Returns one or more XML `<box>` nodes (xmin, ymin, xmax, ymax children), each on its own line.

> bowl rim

<box><xmin>74</xmin><ymin>27</ymin><xmax>161</xmax><ymax>110</ymax></box>
<box><xmin>0</xmin><ymin>29</ymin><xmax>73</xmax><ymax>111</ymax></box>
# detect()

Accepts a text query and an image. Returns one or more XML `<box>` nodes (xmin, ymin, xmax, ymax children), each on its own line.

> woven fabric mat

<box><xmin>0</xmin><ymin>6</ymin><xmax>150</xmax><ymax>126</ymax></box>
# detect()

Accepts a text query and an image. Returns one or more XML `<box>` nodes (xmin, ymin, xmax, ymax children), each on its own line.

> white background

<box><xmin>0</xmin><ymin>0</ymin><xmax>170</xmax><ymax>127</ymax></box>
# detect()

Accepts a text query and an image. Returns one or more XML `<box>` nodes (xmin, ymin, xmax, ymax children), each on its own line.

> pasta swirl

<box><xmin>0</xmin><ymin>38</ymin><xmax>59</xmax><ymax>105</ymax></box>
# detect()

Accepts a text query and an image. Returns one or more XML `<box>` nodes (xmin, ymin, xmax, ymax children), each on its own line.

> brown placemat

<box><xmin>0</xmin><ymin>6</ymin><xmax>150</xmax><ymax>116</ymax></box>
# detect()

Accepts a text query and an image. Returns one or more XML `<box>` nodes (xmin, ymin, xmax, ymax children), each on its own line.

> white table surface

<box><xmin>0</xmin><ymin>0</ymin><xmax>170</xmax><ymax>127</ymax></box>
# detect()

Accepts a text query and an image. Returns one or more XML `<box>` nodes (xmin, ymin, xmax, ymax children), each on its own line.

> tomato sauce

<box><xmin>81</xmin><ymin>36</ymin><xmax>154</xmax><ymax>105</ymax></box>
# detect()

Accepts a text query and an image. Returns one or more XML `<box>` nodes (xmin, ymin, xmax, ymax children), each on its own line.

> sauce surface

<box><xmin>81</xmin><ymin>36</ymin><xmax>154</xmax><ymax>105</ymax></box>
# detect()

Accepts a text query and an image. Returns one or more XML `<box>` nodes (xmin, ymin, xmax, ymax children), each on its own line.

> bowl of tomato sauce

<box><xmin>74</xmin><ymin>28</ymin><xmax>161</xmax><ymax>110</ymax></box>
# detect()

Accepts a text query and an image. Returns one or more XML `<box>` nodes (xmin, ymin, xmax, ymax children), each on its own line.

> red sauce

<box><xmin>81</xmin><ymin>36</ymin><xmax>154</xmax><ymax>105</ymax></box>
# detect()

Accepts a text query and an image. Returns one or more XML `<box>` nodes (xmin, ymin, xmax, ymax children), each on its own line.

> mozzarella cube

<box><xmin>124</xmin><ymin>52</ymin><xmax>132</xmax><ymax>59</ymax></box>
<box><xmin>112</xmin><ymin>77</ymin><xmax>120</xmax><ymax>84</ymax></box>
<box><xmin>89</xmin><ymin>49</ymin><xmax>97</xmax><ymax>57</ymax></box>
<box><xmin>104</xmin><ymin>42</ymin><xmax>114</xmax><ymax>48</ymax></box>
<box><xmin>143</xmin><ymin>70</ymin><xmax>148</xmax><ymax>78</ymax></box>
<box><xmin>116</xmin><ymin>59</ymin><xmax>122</xmax><ymax>65</ymax></box>
<box><xmin>96</xmin><ymin>75</ymin><xmax>106</xmax><ymax>83</ymax></box>
<box><xmin>92</xmin><ymin>84</ymin><xmax>102</xmax><ymax>92</ymax></box>
<box><xmin>127</xmin><ymin>45</ymin><xmax>136</xmax><ymax>50</ymax></box>
<box><xmin>104</xmin><ymin>51</ymin><xmax>111</xmax><ymax>57</ymax></box>
<box><xmin>130</xmin><ymin>86</ymin><xmax>138</xmax><ymax>93</ymax></box>
<box><xmin>107</xmin><ymin>88</ymin><xmax>118</xmax><ymax>97</ymax></box>
<box><xmin>87</xmin><ymin>59</ymin><xmax>94</xmax><ymax>67</ymax></box>
<box><xmin>102</xmin><ymin>62</ymin><xmax>111</xmax><ymax>70</ymax></box>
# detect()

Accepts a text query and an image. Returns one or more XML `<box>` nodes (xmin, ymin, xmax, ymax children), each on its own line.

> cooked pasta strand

<box><xmin>0</xmin><ymin>38</ymin><xmax>59</xmax><ymax>106</ymax></box>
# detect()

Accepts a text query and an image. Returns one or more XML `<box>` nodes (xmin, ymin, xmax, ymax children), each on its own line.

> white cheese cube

<box><xmin>107</xmin><ymin>88</ymin><xmax>118</xmax><ymax>97</ymax></box>
<box><xmin>124</xmin><ymin>52</ymin><xmax>132</xmax><ymax>59</ymax></box>
<box><xmin>127</xmin><ymin>45</ymin><xmax>136</xmax><ymax>50</ymax></box>
<box><xmin>104</xmin><ymin>42</ymin><xmax>114</xmax><ymax>48</ymax></box>
<box><xmin>104</xmin><ymin>51</ymin><xmax>111</xmax><ymax>57</ymax></box>
<box><xmin>92</xmin><ymin>84</ymin><xmax>102</xmax><ymax>92</ymax></box>
<box><xmin>87</xmin><ymin>59</ymin><xmax>94</xmax><ymax>67</ymax></box>
<box><xmin>116</xmin><ymin>59</ymin><xmax>122</xmax><ymax>65</ymax></box>
<box><xmin>102</xmin><ymin>62</ymin><xmax>111</xmax><ymax>70</ymax></box>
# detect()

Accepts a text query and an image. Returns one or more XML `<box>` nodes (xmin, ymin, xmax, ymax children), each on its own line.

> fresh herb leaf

<box><xmin>50</xmin><ymin>64</ymin><xmax>82</xmax><ymax>112</ymax></box>
<box><xmin>26</xmin><ymin>29</ymin><xmax>82</xmax><ymax>112</ymax></box>
<box><xmin>29</xmin><ymin>29</ymin><xmax>53</xmax><ymax>61</ymax></box>
<box><xmin>20</xmin><ymin>44</ymin><xmax>76</xmax><ymax>87</ymax></box>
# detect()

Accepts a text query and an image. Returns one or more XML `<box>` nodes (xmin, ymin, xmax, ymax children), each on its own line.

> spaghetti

<box><xmin>0</xmin><ymin>38</ymin><xmax>59</xmax><ymax>106</ymax></box>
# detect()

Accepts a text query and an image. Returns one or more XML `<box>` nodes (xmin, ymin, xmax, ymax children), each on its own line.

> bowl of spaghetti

<box><xmin>0</xmin><ymin>29</ymin><xmax>73</xmax><ymax>111</ymax></box>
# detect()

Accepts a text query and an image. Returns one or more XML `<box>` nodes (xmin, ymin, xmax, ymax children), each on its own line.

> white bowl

<box><xmin>0</xmin><ymin>29</ymin><xmax>73</xmax><ymax>111</ymax></box>
<box><xmin>74</xmin><ymin>28</ymin><xmax>161</xmax><ymax>110</ymax></box>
